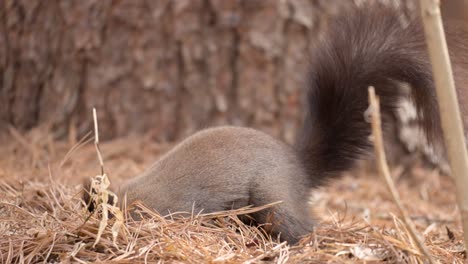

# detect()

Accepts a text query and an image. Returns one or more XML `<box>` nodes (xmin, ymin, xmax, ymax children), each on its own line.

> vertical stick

<box><xmin>419</xmin><ymin>0</ymin><xmax>468</xmax><ymax>250</ymax></box>
<box><xmin>93</xmin><ymin>108</ymin><xmax>105</xmax><ymax>175</ymax></box>
<box><xmin>368</xmin><ymin>87</ymin><xmax>436</xmax><ymax>264</ymax></box>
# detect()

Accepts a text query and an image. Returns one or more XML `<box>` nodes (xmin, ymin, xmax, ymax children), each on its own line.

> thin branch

<box><xmin>93</xmin><ymin>108</ymin><xmax>105</xmax><ymax>175</ymax></box>
<box><xmin>419</xmin><ymin>0</ymin><xmax>468</xmax><ymax>251</ymax></box>
<box><xmin>368</xmin><ymin>87</ymin><xmax>437</xmax><ymax>264</ymax></box>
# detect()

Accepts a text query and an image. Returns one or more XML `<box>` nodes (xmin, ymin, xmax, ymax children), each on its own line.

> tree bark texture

<box><xmin>0</xmin><ymin>0</ymin><xmax>375</xmax><ymax>142</ymax></box>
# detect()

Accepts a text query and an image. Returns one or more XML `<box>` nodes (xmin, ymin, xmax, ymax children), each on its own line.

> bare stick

<box><xmin>368</xmin><ymin>87</ymin><xmax>436</xmax><ymax>264</ymax></box>
<box><xmin>419</xmin><ymin>0</ymin><xmax>468</xmax><ymax>251</ymax></box>
<box><xmin>93</xmin><ymin>108</ymin><xmax>105</xmax><ymax>175</ymax></box>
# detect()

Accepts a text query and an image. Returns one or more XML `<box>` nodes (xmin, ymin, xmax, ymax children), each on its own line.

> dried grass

<box><xmin>0</xmin><ymin>126</ymin><xmax>465</xmax><ymax>263</ymax></box>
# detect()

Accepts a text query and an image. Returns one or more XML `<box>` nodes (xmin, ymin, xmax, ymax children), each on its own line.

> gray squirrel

<box><xmin>84</xmin><ymin>5</ymin><xmax>468</xmax><ymax>244</ymax></box>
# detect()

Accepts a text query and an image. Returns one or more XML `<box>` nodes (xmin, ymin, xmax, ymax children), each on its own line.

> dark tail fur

<box><xmin>297</xmin><ymin>5</ymin><xmax>443</xmax><ymax>185</ymax></box>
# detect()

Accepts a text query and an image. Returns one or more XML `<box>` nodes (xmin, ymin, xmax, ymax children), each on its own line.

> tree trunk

<box><xmin>0</xmin><ymin>0</ymin><xmax>357</xmax><ymax>143</ymax></box>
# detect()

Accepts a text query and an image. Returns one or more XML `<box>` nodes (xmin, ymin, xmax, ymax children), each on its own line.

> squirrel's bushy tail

<box><xmin>297</xmin><ymin>5</ymin><xmax>441</xmax><ymax>185</ymax></box>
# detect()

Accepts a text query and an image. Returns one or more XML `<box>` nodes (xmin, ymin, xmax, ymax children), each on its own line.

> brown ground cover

<box><xmin>0</xmin><ymin>126</ymin><xmax>464</xmax><ymax>263</ymax></box>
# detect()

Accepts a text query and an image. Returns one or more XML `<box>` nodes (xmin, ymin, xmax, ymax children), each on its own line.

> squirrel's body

<box><xmin>121</xmin><ymin>126</ymin><xmax>313</xmax><ymax>243</ymax></box>
<box><xmin>85</xmin><ymin>4</ymin><xmax>468</xmax><ymax>244</ymax></box>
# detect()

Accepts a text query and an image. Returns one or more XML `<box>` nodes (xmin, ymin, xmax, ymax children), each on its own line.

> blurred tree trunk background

<box><xmin>0</xmin><ymin>0</ymin><xmax>464</xmax><ymax>143</ymax></box>
<box><xmin>0</xmin><ymin>0</ymin><xmax>356</xmax><ymax>143</ymax></box>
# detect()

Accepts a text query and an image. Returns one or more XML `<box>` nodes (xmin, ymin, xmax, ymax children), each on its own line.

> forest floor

<box><xmin>0</xmin><ymin>125</ymin><xmax>465</xmax><ymax>263</ymax></box>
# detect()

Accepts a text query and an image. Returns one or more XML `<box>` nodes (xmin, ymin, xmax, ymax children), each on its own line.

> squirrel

<box><xmin>83</xmin><ymin>4</ymin><xmax>468</xmax><ymax>244</ymax></box>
